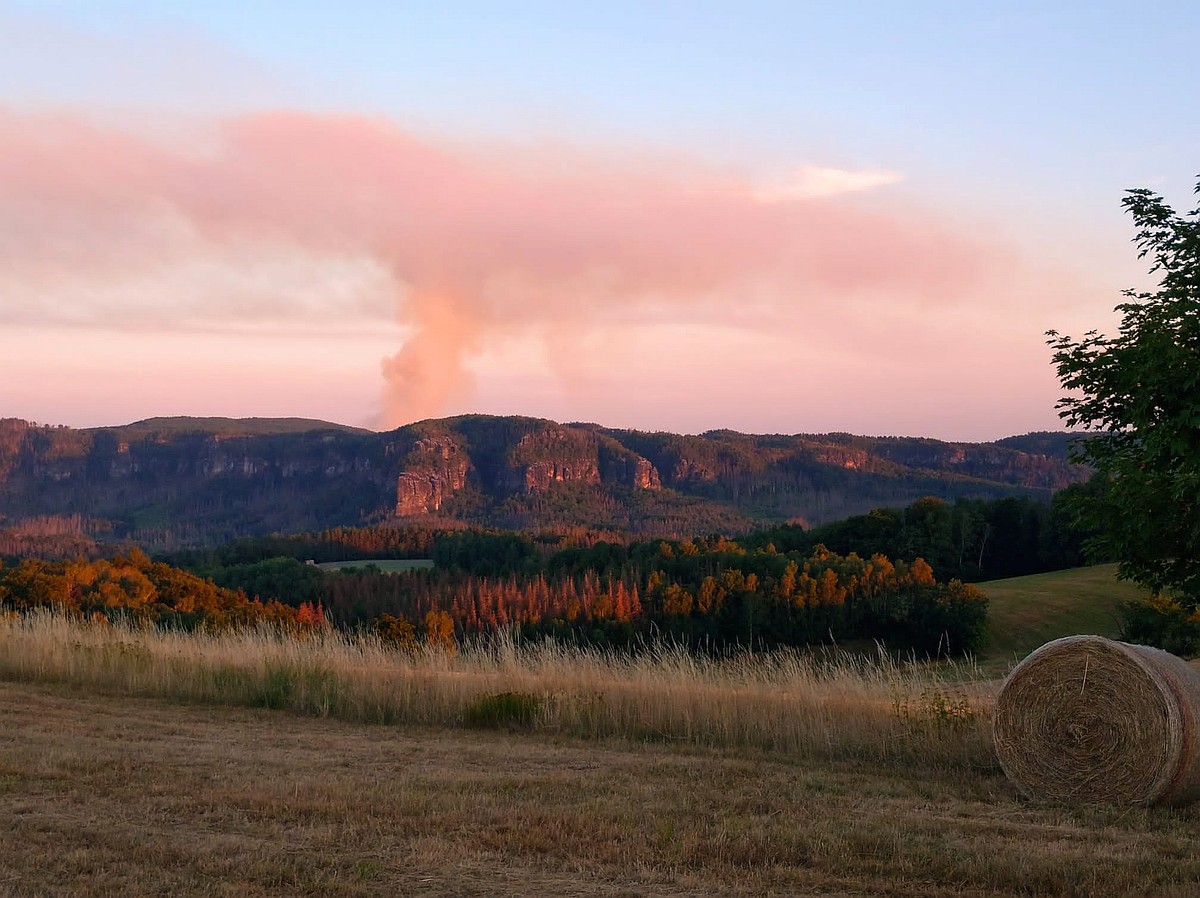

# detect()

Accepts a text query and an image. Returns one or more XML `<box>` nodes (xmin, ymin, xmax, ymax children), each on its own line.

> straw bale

<box><xmin>993</xmin><ymin>635</ymin><xmax>1200</xmax><ymax>806</ymax></box>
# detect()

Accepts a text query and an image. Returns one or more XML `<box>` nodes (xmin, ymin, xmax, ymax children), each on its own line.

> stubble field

<box><xmin>3</xmin><ymin>681</ymin><xmax>1200</xmax><ymax>897</ymax></box>
<box><xmin>1</xmin><ymin>599</ymin><xmax>1199</xmax><ymax>896</ymax></box>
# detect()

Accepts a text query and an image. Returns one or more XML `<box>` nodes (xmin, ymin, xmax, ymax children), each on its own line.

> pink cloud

<box><xmin>0</xmin><ymin>107</ymin><xmax>1016</xmax><ymax>429</ymax></box>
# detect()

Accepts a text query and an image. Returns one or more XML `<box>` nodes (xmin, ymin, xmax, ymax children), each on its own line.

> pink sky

<box><xmin>0</xmin><ymin>106</ymin><xmax>1120</xmax><ymax>440</ymax></box>
<box><xmin>2</xmin><ymin>2</ymin><xmax>1191</xmax><ymax>441</ymax></box>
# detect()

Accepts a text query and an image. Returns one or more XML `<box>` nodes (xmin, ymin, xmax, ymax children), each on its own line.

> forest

<box><xmin>0</xmin><ymin>487</ymin><xmax>1101</xmax><ymax>657</ymax></box>
<box><xmin>0</xmin><ymin>548</ymin><xmax>327</xmax><ymax>630</ymax></box>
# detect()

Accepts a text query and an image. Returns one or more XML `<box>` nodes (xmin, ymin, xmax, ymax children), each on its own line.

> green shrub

<box><xmin>462</xmin><ymin>691</ymin><xmax>542</xmax><ymax>729</ymax></box>
<box><xmin>1119</xmin><ymin>596</ymin><xmax>1200</xmax><ymax>657</ymax></box>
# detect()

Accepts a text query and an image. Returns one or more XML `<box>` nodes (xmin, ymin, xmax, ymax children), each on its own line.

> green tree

<box><xmin>1047</xmin><ymin>178</ymin><xmax>1200</xmax><ymax>599</ymax></box>
<box><xmin>900</xmin><ymin>497</ymin><xmax>954</xmax><ymax>572</ymax></box>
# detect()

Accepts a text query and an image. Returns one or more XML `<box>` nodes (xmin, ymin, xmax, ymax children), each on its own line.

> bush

<box><xmin>1119</xmin><ymin>596</ymin><xmax>1200</xmax><ymax>657</ymax></box>
<box><xmin>462</xmin><ymin>691</ymin><xmax>542</xmax><ymax>729</ymax></box>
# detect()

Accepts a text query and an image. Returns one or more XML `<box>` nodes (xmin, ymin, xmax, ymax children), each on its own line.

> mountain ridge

<box><xmin>89</xmin><ymin>416</ymin><xmax>373</xmax><ymax>438</ymax></box>
<box><xmin>0</xmin><ymin>414</ymin><xmax>1089</xmax><ymax>551</ymax></box>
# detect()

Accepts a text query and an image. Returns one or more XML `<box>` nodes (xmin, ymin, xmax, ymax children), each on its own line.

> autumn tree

<box><xmin>1048</xmin><ymin>180</ymin><xmax>1200</xmax><ymax>605</ymax></box>
<box><xmin>375</xmin><ymin>613</ymin><xmax>417</xmax><ymax>650</ymax></box>
<box><xmin>424</xmin><ymin>609</ymin><xmax>456</xmax><ymax>652</ymax></box>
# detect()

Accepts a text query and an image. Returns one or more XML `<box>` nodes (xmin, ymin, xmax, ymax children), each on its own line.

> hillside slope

<box><xmin>981</xmin><ymin>564</ymin><xmax>1144</xmax><ymax>663</ymax></box>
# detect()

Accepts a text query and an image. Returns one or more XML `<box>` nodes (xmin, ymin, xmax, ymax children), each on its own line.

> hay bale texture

<box><xmin>993</xmin><ymin>635</ymin><xmax>1200</xmax><ymax>806</ymax></box>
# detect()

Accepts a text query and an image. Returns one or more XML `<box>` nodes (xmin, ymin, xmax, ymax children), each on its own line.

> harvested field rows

<box><xmin>2</xmin><ymin>681</ymin><xmax>1199</xmax><ymax>897</ymax></box>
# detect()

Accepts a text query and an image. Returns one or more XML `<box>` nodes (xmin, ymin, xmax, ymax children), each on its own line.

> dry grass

<box><xmin>3</xmin><ymin>680</ymin><xmax>1199</xmax><ymax>897</ymax></box>
<box><xmin>0</xmin><ymin>611</ymin><xmax>993</xmax><ymax>770</ymax></box>
<box><xmin>5</xmin><ymin>612</ymin><xmax>1200</xmax><ymax>894</ymax></box>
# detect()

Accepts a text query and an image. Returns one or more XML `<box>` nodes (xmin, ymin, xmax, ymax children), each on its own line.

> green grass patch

<box><xmin>316</xmin><ymin>559</ymin><xmax>434</xmax><ymax>572</ymax></box>
<box><xmin>462</xmin><ymin>691</ymin><xmax>543</xmax><ymax>729</ymax></box>
<box><xmin>979</xmin><ymin>563</ymin><xmax>1147</xmax><ymax>664</ymax></box>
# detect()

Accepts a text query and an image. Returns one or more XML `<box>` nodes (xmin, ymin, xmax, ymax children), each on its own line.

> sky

<box><xmin>1</xmin><ymin>1</ymin><xmax>1197</xmax><ymax>440</ymax></box>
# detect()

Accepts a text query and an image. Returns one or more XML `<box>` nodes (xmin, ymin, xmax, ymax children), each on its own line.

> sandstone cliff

<box><xmin>0</xmin><ymin>414</ymin><xmax>1087</xmax><ymax>548</ymax></box>
<box><xmin>394</xmin><ymin>435</ymin><xmax>471</xmax><ymax>515</ymax></box>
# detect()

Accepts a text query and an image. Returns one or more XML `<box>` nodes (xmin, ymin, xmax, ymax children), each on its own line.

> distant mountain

<box><xmin>994</xmin><ymin>431</ymin><xmax>1085</xmax><ymax>459</ymax></box>
<box><xmin>0</xmin><ymin>414</ymin><xmax>1089</xmax><ymax>551</ymax></box>
<box><xmin>97</xmin><ymin>416</ymin><xmax>373</xmax><ymax>439</ymax></box>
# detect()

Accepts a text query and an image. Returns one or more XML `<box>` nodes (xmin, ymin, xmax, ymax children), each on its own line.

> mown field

<box><xmin>1</xmin><ymin>565</ymin><xmax>1197</xmax><ymax>896</ymax></box>
<box><xmin>5</xmin><ymin>680</ymin><xmax>1200</xmax><ymax>897</ymax></box>
<box><xmin>980</xmin><ymin>563</ymin><xmax>1145</xmax><ymax>662</ymax></box>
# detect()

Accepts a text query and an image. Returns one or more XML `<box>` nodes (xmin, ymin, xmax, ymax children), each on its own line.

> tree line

<box><xmin>0</xmin><ymin>550</ymin><xmax>326</xmax><ymax>630</ymax></box>
<box><xmin>2</xmin><ymin>488</ymin><xmax>1108</xmax><ymax>657</ymax></box>
<box><xmin>155</xmin><ymin>517</ymin><xmax>992</xmax><ymax>655</ymax></box>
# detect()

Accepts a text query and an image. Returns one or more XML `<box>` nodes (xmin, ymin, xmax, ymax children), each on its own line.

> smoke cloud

<box><xmin>0</xmin><ymin>107</ymin><xmax>1004</xmax><ymax>428</ymax></box>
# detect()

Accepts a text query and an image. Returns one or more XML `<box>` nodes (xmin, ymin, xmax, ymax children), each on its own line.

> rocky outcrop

<box><xmin>392</xmin><ymin>423</ymin><xmax>664</xmax><ymax>508</ymax></box>
<box><xmin>632</xmin><ymin>456</ymin><xmax>661</xmax><ymax>490</ymax></box>
<box><xmin>671</xmin><ymin>458</ymin><xmax>717</xmax><ymax>482</ymax></box>
<box><xmin>396</xmin><ymin>472</ymin><xmax>451</xmax><ymax>514</ymax></box>
<box><xmin>597</xmin><ymin>439</ymin><xmax>662</xmax><ymax>490</ymax></box>
<box><xmin>811</xmin><ymin>448</ymin><xmax>871</xmax><ymax>470</ymax></box>
<box><xmin>509</xmin><ymin>426</ymin><xmax>602</xmax><ymax>493</ymax></box>
<box><xmin>507</xmin><ymin>426</ymin><xmax>664</xmax><ymax>493</ymax></box>
<box><xmin>200</xmin><ymin>454</ymin><xmax>269</xmax><ymax>477</ymax></box>
<box><xmin>0</xmin><ymin>414</ymin><xmax>1088</xmax><ymax>548</ymax></box>
<box><xmin>394</xmin><ymin>436</ymin><xmax>470</xmax><ymax>515</ymax></box>
<box><xmin>522</xmin><ymin>459</ymin><xmax>600</xmax><ymax>492</ymax></box>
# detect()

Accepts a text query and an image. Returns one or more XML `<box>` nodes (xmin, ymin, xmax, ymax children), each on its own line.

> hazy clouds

<box><xmin>0</xmin><ymin>107</ymin><xmax>1029</xmax><ymax>429</ymax></box>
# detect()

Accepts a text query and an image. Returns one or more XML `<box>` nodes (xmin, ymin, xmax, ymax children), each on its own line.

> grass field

<box><xmin>316</xmin><ymin>558</ymin><xmax>435</xmax><ymax>572</ymax></box>
<box><xmin>0</xmin><ymin>611</ymin><xmax>994</xmax><ymax>767</ymax></box>
<box><xmin>980</xmin><ymin>563</ymin><xmax>1146</xmax><ymax>663</ymax></box>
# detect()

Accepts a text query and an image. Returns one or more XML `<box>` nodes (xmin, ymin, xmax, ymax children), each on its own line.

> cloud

<box><xmin>0</xmin><ymin>6</ymin><xmax>285</xmax><ymax>113</ymax></box>
<box><xmin>752</xmin><ymin>164</ymin><xmax>904</xmax><ymax>201</ymax></box>
<box><xmin>0</xmin><ymin>107</ymin><xmax>1010</xmax><ymax>428</ymax></box>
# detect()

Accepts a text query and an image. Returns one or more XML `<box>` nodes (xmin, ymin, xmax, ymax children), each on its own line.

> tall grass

<box><xmin>0</xmin><ymin>610</ymin><xmax>998</xmax><ymax>770</ymax></box>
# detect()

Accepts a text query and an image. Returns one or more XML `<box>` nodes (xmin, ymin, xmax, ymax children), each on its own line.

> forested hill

<box><xmin>0</xmin><ymin>414</ymin><xmax>1088</xmax><ymax>551</ymax></box>
<box><xmin>106</xmin><ymin>416</ymin><xmax>374</xmax><ymax>439</ymax></box>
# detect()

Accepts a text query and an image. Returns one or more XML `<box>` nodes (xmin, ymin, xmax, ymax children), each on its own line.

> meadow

<box><xmin>982</xmin><ymin>562</ymin><xmax>1143</xmax><ymax>662</ymax></box>
<box><xmin>0</xmin><ymin>610</ymin><xmax>992</xmax><ymax>767</ymax></box>
<box><xmin>1</xmin><ymin>565</ymin><xmax>1197</xmax><ymax>896</ymax></box>
<box><xmin>315</xmin><ymin>559</ymin><xmax>435</xmax><ymax>572</ymax></box>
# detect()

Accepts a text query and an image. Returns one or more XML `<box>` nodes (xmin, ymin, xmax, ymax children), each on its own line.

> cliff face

<box><xmin>511</xmin><ymin>426</ymin><xmax>604</xmax><ymax>492</ymax></box>
<box><xmin>394</xmin><ymin>436</ymin><xmax>471</xmax><ymax>515</ymax></box>
<box><xmin>390</xmin><ymin>422</ymin><xmax>661</xmax><ymax>514</ymax></box>
<box><xmin>0</xmin><ymin>414</ymin><xmax>1087</xmax><ymax>548</ymax></box>
<box><xmin>496</xmin><ymin>425</ymin><xmax>664</xmax><ymax>494</ymax></box>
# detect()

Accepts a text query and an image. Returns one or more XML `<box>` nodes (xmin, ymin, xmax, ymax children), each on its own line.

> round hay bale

<box><xmin>993</xmin><ymin>635</ymin><xmax>1200</xmax><ymax>806</ymax></box>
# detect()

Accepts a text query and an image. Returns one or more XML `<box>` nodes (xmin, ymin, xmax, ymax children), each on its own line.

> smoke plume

<box><xmin>0</xmin><ymin>107</ymin><xmax>1002</xmax><ymax>427</ymax></box>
